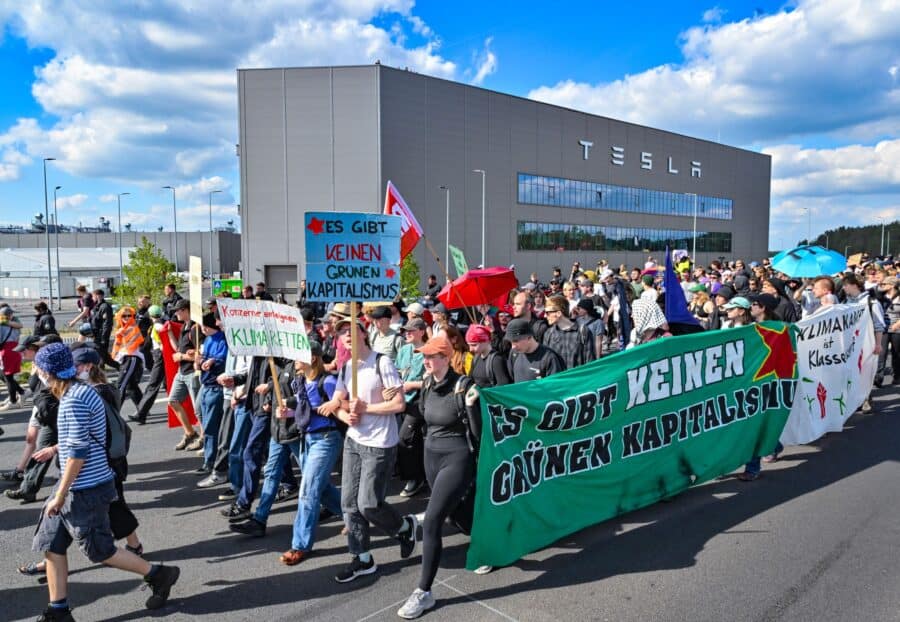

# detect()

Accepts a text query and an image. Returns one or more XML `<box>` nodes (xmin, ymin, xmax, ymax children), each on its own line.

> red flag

<box><xmin>383</xmin><ymin>181</ymin><xmax>423</xmax><ymax>261</ymax></box>
<box><xmin>159</xmin><ymin>320</ymin><xmax>198</xmax><ymax>428</ymax></box>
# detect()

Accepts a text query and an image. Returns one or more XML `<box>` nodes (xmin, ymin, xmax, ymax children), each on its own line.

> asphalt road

<box><xmin>1</xmin><ymin>381</ymin><xmax>898</xmax><ymax>622</ymax></box>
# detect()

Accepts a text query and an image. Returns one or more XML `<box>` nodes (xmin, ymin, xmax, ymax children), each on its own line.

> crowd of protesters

<box><xmin>0</xmin><ymin>250</ymin><xmax>895</xmax><ymax>620</ymax></box>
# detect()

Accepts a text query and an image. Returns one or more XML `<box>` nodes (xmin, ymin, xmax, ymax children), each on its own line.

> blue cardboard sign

<box><xmin>304</xmin><ymin>211</ymin><xmax>402</xmax><ymax>302</ymax></box>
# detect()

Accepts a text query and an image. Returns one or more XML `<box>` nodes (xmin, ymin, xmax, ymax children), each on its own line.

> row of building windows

<box><xmin>517</xmin><ymin>173</ymin><xmax>733</xmax><ymax>220</ymax></box>
<box><xmin>517</xmin><ymin>221</ymin><xmax>733</xmax><ymax>253</ymax></box>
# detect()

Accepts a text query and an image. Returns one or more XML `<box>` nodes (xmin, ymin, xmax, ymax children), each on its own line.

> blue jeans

<box><xmin>237</xmin><ymin>414</ymin><xmax>271</xmax><ymax>509</ymax></box>
<box><xmin>292</xmin><ymin>429</ymin><xmax>343</xmax><ymax>551</ymax></box>
<box><xmin>228</xmin><ymin>404</ymin><xmax>252</xmax><ymax>493</ymax></box>
<box><xmin>199</xmin><ymin>385</ymin><xmax>224</xmax><ymax>469</ymax></box>
<box><xmin>745</xmin><ymin>441</ymin><xmax>784</xmax><ymax>476</ymax></box>
<box><xmin>254</xmin><ymin>438</ymin><xmax>301</xmax><ymax>524</ymax></box>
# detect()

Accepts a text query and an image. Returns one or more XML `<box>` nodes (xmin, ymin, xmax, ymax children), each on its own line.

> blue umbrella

<box><xmin>770</xmin><ymin>245</ymin><xmax>847</xmax><ymax>277</ymax></box>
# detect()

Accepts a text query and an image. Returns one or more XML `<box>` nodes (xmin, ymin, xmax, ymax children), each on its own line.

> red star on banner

<box><xmin>306</xmin><ymin>217</ymin><xmax>325</xmax><ymax>235</ymax></box>
<box><xmin>858</xmin><ymin>351</ymin><xmax>863</xmax><ymax>372</ymax></box>
<box><xmin>753</xmin><ymin>324</ymin><xmax>796</xmax><ymax>382</ymax></box>
<box><xmin>385</xmin><ymin>268</ymin><xmax>396</xmax><ymax>278</ymax></box>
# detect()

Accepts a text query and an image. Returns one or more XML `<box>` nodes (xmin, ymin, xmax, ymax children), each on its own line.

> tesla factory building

<box><xmin>238</xmin><ymin>64</ymin><xmax>770</xmax><ymax>292</ymax></box>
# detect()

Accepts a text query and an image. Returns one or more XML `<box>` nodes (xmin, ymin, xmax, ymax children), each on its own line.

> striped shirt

<box><xmin>58</xmin><ymin>382</ymin><xmax>114</xmax><ymax>490</ymax></box>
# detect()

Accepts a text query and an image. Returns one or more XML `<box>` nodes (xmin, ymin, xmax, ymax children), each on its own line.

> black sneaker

<box><xmin>127</xmin><ymin>414</ymin><xmax>146</xmax><ymax>425</ymax></box>
<box><xmin>229</xmin><ymin>517</ymin><xmax>266</xmax><ymax>537</ymax></box>
<box><xmin>220</xmin><ymin>503</ymin><xmax>251</xmax><ymax>522</ymax></box>
<box><xmin>144</xmin><ymin>565</ymin><xmax>180</xmax><ymax>610</ymax></box>
<box><xmin>397</xmin><ymin>515</ymin><xmax>419</xmax><ymax>559</ymax></box>
<box><xmin>217</xmin><ymin>489</ymin><xmax>236</xmax><ymax>501</ymax></box>
<box><xmin>334</xmin><ymin>555</ymin><xmax>377</xmax><ymax>583</ymax></box>
<box><xmin>5</xmin><ymin>488</ymin><xmax>37</xmax><ymax>503</ymax></box>
<box><xmin>36</xmin><ymin>606</ymin><xmax>75</xmax><ymax>622</ymax></box>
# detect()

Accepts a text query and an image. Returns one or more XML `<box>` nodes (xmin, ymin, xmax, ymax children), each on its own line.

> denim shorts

<box><xmin>33</xmin><ymin>478</ymin><xmax>118</xmax><ymax>563</ymax></box>
<box><xmin>168</xmin><ymin>371</ymin><xmax>196</xmax><ymax>405</ymax></box>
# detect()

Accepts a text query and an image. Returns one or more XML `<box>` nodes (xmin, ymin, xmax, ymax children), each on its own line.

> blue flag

<box><xmin>664</xmin><ymin>246</ymin><xmax>701</xmax><ymax>328</ymax></box>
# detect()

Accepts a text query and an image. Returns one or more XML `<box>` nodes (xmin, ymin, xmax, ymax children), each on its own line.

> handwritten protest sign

<box><xmin>304</xmin><ymin>211</ymin><xmax>402</xmax><ymax>302</ymax></box>
<box><xmin>218</xmin><ymin>298</ymin><xmax>311</xmax><ymax>363</ymax></box>
<box><xmin>780</xmin><ymin>301</ymin><xmax>876</xmax><ymax>445</ymax></box>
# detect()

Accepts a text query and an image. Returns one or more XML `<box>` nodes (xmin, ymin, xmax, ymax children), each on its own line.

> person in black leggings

<box><xmin>397</xmin><ymin>334</ymin><xmax>480</xmax><ymax>620</ymax></box>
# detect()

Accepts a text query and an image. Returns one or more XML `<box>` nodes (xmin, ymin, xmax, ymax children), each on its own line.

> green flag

<box><xmin>449</xmin><ymin>244</ymin><xmax>469</xmax><ymax>277</ymax></box>
<box><xmin>466</xmin><ymin>322</ymin><xmax>797</xmax><ymax>570</ymax></box>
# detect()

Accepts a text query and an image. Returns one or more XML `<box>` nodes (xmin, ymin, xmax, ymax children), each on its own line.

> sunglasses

<box><xmin>120</xmin><ymin>314</ymin><xmax>133</xmax><ymax>319</ymax></box>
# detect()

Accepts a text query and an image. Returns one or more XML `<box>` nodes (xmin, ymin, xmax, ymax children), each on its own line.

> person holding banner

<box><xmin>318</xmin><ymin>315</ymin><xmax>418</xmax><ymax>584</ymax></box>
<box><xmin>231</xmin><ymin>356</ymin><xmax>308</xmax><ymax>538</ymax></box>
<box><xmin>842</xmin><ymin>273</ymin><xmax>885</xmax><ymax>413</ymax></box>
<box><xmin>278</xmin><ymin>341</ymin><xmax>344</xmax><ymax>565</ymax></box>
<box><xmin>397</xmin><ymin>334</ymin><xmax>481</xmax><ymax>619</ymax></box>
<box><xmin>195</xmin><ymin>314</ymin><xmax>228</xmax><ymax>475</ymax></box>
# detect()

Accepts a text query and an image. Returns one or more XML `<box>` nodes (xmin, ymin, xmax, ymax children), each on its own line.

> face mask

<box><xmin>77</xmin><ymin>370</ymin><xmax>91</xmax><ymax>381</ymax></box>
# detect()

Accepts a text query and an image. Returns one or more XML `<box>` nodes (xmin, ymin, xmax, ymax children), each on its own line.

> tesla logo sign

<box><xmin>579</xmin><ymin>139</ymin><xmax>701</xmax><ymax>178</ymax></box>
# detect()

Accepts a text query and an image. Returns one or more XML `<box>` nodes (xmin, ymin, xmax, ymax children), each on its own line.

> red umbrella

<box><xmin>437</xmin><ymin>267</ymin><xmax>519</xmax><ymax>309</ymax></box>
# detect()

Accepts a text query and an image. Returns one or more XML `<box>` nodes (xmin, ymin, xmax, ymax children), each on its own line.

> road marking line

<box><xmin>356</xmin><ymin>594</ymin><xmax>416</xmax><ymax>622</ymax></box>
<box><xmin>434</xmin><ymin>576</ymin><xmax>520</xmax><ymax>622</ymax></box>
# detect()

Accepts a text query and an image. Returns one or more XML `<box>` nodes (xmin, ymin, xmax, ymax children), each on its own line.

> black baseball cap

<box><xmin>505</xmin><ymin>318</ymin><xmax>534</xmax><ymax>341</ymax></box>
<box><xmin>369</xmin><ymin>305</ymin><xmax>392</xmax><ymax>320</ymax></box>
<box><xmin>173</xmin><ymin>299</ymin><xmax>190</xmax><ymax>311</ymax></box>
<box><xmin>749</xmin><ymin>293</ymin><xmax>779</xmax><ymax>311</ymax></box>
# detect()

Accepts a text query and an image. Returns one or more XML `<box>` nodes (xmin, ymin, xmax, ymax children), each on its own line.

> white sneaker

<box><xmin>473</xmin><ymin>565</ymin><xmax>493</xmax><ymax>575</ymax></box>
<box><xmin>397</xmin><ymin>588</ymin><xmax>435</xmax><ymax>619</ymax></box>
<box><xmin>197</xmin><ymin>472</ymin><xmax>227</xmax><ymax>488</ymax></box>
<box><xmin>0</xmin><ymin>400</ymin><xmax>11</xmax><ymax>412</ymax></box>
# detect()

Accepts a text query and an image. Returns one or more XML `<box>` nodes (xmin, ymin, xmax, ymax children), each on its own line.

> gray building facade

<box><xmin>0</xmin><ymin>230</ymin><xmax>241</xmax><ymax>277</ymax></box>
<box><xmin>238</xmin><ymin>64</ymin><xmax>770</xmax><ymax>291</ymax></box>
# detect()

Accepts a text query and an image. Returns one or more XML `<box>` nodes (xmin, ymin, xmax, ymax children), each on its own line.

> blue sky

<box><xmin>0</xmin><ymin>0</ymin><xmax>898</xmax><ymax>251</ymax></box>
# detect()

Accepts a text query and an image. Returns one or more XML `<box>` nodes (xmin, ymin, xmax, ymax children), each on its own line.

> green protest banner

<box><xmin>449</xmin><ymin>244</ymin><xmax>469</xmax><ymax>277</ymax></box>
<box><xmin>467</xmin><ymin>322</ymin><xmax>797</xmax><ymax>570</ymax></box>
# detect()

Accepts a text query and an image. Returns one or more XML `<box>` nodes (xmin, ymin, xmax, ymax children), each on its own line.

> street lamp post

<box><xmin>879</xmin><ymin>218</ymin><xmax>886</xmax><ymax>256</ymax></box>
<box><xmin>687</xmin><ymin>193</ymin><xmax>698</xmax><ymax>260</ymax></box>
<box><xmin>53</xmin><ymin>185</ymin><xmax>62</xmax><ymax>310</ymax></box>
<box><xmin>844</xmin><ymin>245</ymin><xmax>852</xmax><ymax>257</ymax></box>
<box><xmin>42</xmin><ymin>157</ymin><xmax>55</xmax><ymax>303</ymax></box>
<box><xmin>472</xmin><ymin>169</ymin><xmax>485</xmax><ymax>267</ymax></box>
<box><xmin>117</xmin><ymin>192</ymin><xmax>131</xmax><ymax>286</ymax></box>
<box><xmin>439</xmin><ymin>186</ymin><xmax>450</xmax><ymax>270</ymax></box>
<box><xmin>163</xmin><ymin>186</ymin><xmax>178</xmax><ymax>272</ymax></box>
<box><xmin>209</xmin><ymin>189</ymin><xmax>223</xmax><ymax>277</ymax></box>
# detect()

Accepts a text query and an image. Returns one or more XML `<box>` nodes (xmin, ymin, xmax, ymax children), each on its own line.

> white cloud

<box><xmin>527</xmin><ymin>0</ymin><xmax>900</xmax><ymax>145</ymax></box>
<box><xmin>767</xmin><ymin>139</ymin><xmax>900</xmax><ymax>198</ymax></box>
<box><xmin>702</xmin><ymin>7</ymin><xmax>725</xmax><ymax>23</ymax></box>
<box><xmin>470</xmin><ymin>37</ymin><xmax>497</xmax><ymax>86</ymax></box>
<box><xmin>55</xmin><ymin>193</ymin><xmax>89</xmax><ymax>209</ymax></box>
<box><xmin>0</xmin><ymin>1</ymin><xmax>478</xmax><ymax>189</ymax></box>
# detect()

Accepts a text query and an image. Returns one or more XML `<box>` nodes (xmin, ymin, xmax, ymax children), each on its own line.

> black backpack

<box><xmin>419</xmin><ymin>373</ymin><xmax>480</xmax><ymax>454</ymax></box>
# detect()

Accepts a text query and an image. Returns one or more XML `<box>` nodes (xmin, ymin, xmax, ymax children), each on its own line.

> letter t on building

<box><xmin>579</xmin><ymin>140</ymin><xmax>594</xmax><ymax>160</ymax></box>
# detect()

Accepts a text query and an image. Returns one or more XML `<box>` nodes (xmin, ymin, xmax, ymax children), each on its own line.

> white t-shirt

<box><xmin>336</xmin><ymin>350</ymin><xmax>403</xmax><ymax>448</ymax></box>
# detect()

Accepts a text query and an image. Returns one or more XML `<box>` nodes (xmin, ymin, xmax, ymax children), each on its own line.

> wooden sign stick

<box><xmin>267</xmin><ymin>356</ymin><xmax>284</xmax><ymax>410</ymax></box>
<box><xmin>350</xmin><ymin>301</ymin><xmax>358</xmax><ymax>400</ymax></box>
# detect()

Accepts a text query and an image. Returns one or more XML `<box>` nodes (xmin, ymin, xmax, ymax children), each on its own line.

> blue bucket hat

<box><xmin>35</xmin><ymin>342</ymin><xmax>77</xmax><ymax>379</ymax></box>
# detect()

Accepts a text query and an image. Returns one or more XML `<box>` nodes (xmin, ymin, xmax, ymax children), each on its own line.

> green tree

<box><xmin>114</xmin><ymin>237</ymin><xmax>182</xmax><ymax>305</ymax></box>
<box><xmin>400</xmin><ymin>253</ymin><xmax>422</xmax><ymax>301</ymax></box>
